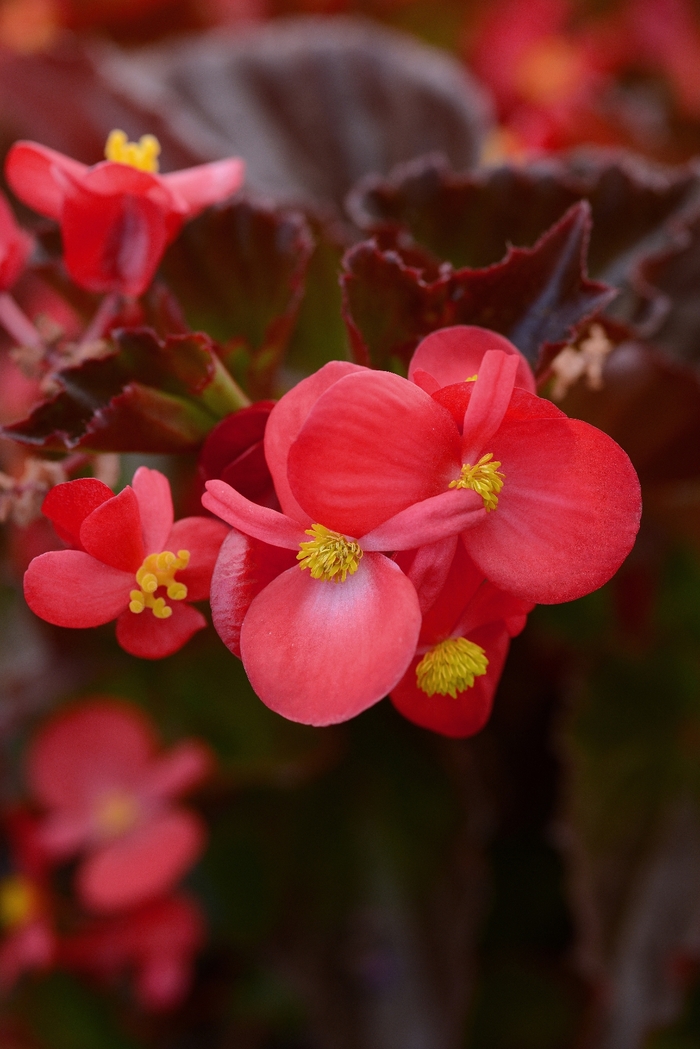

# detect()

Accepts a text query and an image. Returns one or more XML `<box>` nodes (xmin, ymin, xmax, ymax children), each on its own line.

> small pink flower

<box><xmin>27</xmin><ymin>698</ymin><xmax>212</xmax><ymax>913</ymax></box>
<box><xmin>24</xmin><ymin>466</ymin><xmax>229</xmax><ymax>659</ymax></box>
<box><xmin>0</xmin><ymin>811</ymin><xmax>55</xmax><ymax>990</ymax></box>
<box><xmin>5</xmin><ymin>134</ymin><xmax>244</xmax><ymax>297</ymax></box>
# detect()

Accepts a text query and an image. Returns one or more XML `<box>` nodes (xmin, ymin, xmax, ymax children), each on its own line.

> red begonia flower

<box><xmin>198</xmin><ymin>401</ymin><xmax>278</xmax><ymax>508</ymax></box>
<box><xmin>204</xmin><ymin>362</ymin><xmax>487</xmax><ymax>725</ymax></box>
<box><xmin>0</xmin><ymin>191</ymin><xmax>32</xmax><ymax>292</ymax></box>
<box><xmin>391</xmin><ymin>542</ymin><xmax>532</xmax><ymax>737</ymax></box>
<box><xmin>27</xmin><ymin>698</ymin><xmax>212</xmax><ymax>913</ymax></box>
<box><xmin>0</xmin><ymin>811</ymin><xmax>55</xmax><ymax>990</ymax></box>
<box><xmin>61</xmin><ymin>892</ymin><xmax>205</xmax><ymax>1011</ymax></box>
<box><xmin>409</xmin><ymin>325</ymin><xmax>536</xmax><ymax>395</ymax></box>
<box><xmin>282</xmin><ymin>337</ymin><xmax>641</xmax><ymax>604</ymax></box>
<box><xmin>5</xmin><ymin>134</ymin><xmax>244</xmax><ymax>297</ymax></box>
<box><xmin>23</xmin><ymin>466</ymin><xmax>229</xmax><ymax>659</ymax></box>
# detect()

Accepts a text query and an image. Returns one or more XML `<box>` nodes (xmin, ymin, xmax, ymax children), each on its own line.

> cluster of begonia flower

<box><xmin>0</xmin><ymin>698</ymin><xmax>209</xmax><ymax>1009</ymax></box>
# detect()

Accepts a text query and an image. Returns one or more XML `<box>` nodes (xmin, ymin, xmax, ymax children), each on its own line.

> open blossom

<box><xmin>24</xmin><ymin>466</ymin><xmax>229</xmax><ymax>659</ymax></box>
<box><xmin>27</xmin><ymin>699</ymin><xmax>212</xmax><ymax>913</ymax></box>
<box><xmin>0</xmin><ymin>811</ymin><xmax>55</xmax><ymax>990</ymax></box>
<box><xmin>204</xmin><ymin>361</ymin><xmax>487</xmax><ymax>726</ymax></box>
<box><xmin>5</xmin><ymin>131</ymin><xmax>245</xmax><ymax>297</ymax></box>
<box><xmin>391</xmin><ymin>542</ymin><xmax>532</xmax><ymax>737</ymax></box>
<box><xmin>61</xmin><ymin>893</ymin><xmax>205</xmax><ymax>1011</ymax></box>
<box><xmin>277</xmin><ymin>328</ymin><xmax>641</xmax><ymax>605</ymax></box>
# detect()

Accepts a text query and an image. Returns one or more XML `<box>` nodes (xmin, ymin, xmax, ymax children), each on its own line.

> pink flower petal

<box><xmin>395</xmin><ymin>535</ymin><xmax>458</xmax><ymax>614</ymax></box>
<box><xmin>465</xmin><ymin>412</ymin><xmax>642</xmax><ymax>603</ymax></box>
<box><xmin>24</xmin><ymin>550</ymin><xmax>132</xmax><ymax>628</ymax></box>
<box><xmin>115</xmin><ymin>601</ymin><xmax>207</xmax><ymax>660</ymax></box>
<box><xmin>287</xmin><ymin>371</ymin><xmax>461</xmax><ymax>538</ymax></box>
<box><xmin>80</xmin><ymin>486</ymin><xmax>145</xmax><ymax>573</ymax></box>
<box><xmin>210</xmin><ymin>530</ymin><xmax>298</xmax><ymax>658</ymax></box>
<box><xmin>5</xmin><ymin>141</ymin><xmax>87</xmax><ymax>220</ymax></box>
<box><xmin>265</xmin><ymin>360</ymin><xmax>366</xmax><ymax>522</ymax></box>
<box><xmin>77</xmin><ymin>810</ymin><xmax>206</xmax><ymax>912</ymax></box>
<box><xmin>0</xmin><ymin>921</ymin><xmax>54</xmax><ymax>989</ymax></box>
<box><xmin>166</xmin><ymin>516</ymin><xmax>229</xmax><ymax>602</ymax></box>
<box><xmin>409</xmin><ymin>326</ymin><xmax>535</xmax><ymax>393</ymax></box>
<box><xmin>202</xmin><ymin>479</ymin><xmax>305</xmax><ymax>549</ymax></box>
<box><xmin>362</xmin><ymin>488</ymin><xmax>485</xmax><ymax>551</ymax></box>
<box><xmin>461</xmin><ymin>349</ymin><xmax>520</xmax><ymax>461</ymax></box>
<box><xmin>164</xmin><ymin>157</ymin><xmax>245</xmax><ymax>217</ymax></box>
<box><xmin>140</xmin><ymin>742</ymin><xmax>213</xmax><ymax>803</ymax></box>
<box><xmin>240</xmin><ymin>553</ymin><xmax>421</xmax><ymax>725</ymax></box>
<box><xmin>27</xmin><ymin>699</ymin><xmax>156</xmax><ymax>812</ymax></box>
<box><xmin>41</xmin><ymin>478</ymin><xmax>113</xmax><ymax>548</ymax></box>
<box><xmin>132</xmin><ymin>467</ymin><xmax>174</xmax><ymax>554</ymax></box>
<box><xmin>390</xmin><ymin>624</ymin><xmax>509</xmax><ymax>737</ymax></box>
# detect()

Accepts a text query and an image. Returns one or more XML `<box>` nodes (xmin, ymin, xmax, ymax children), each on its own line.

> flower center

<box><xmin>416</xmin><ymin>638</ymin><xmax>489</xmax><ymax>698</ymax></box>
<box><xmin>297</xmin><ymin>524</ymin><xmax>363</xmax><ymax>583</ymax></box>
<box><xmin>104</xmin><ymin>129</ymin><xmax>161</xmax><ymax>173</ymax></box>
<box><xmin>129</xmin><ymin>549</ymin><xmax>190</xmax><ymax>619</ymax></box>
<box><xmin>95</xmin><ymin>791</ymin><xmax>140</xmax><ymax>838</ymax></box>
<box><xmin>449</xmin><ymin>453</ymin><xmax>504</xmax><ymax>511</ymax></box>
<box><xmin>0</xmin><ymin>875</ymin><xmax>37</xmax><ymax>929</ymax></box>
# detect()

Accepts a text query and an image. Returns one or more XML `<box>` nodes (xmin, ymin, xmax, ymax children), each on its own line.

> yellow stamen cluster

<box><xmin>105</xmin><ymin>129</ymin><xmax>161</xmax><ymax>173</ymax></box>
<box><xmin>297</xmin><ymin>524</ymin><xmax>362</xmax><ymax>583</ymax></box>
<box><xmin>0</xmin><ymin>875</ymin><xmax>36</xmax><ymax>929</ymax></box>
<box><xmin>416</xmin><ymin>638</ymin><xmax>489</xmax><ymax>698</ymax></box>
<box><xmin>449</xmin><ymin>452</ymin><xmax>505</xmax><ymax>512</ymax></box>
<box><xmin>129</xmin><ymin>549</ymin><xmax>190</xmax><ymax>619</ymax></box>
<box><xmin>96</xmin><ymin>791</ymin><xmax>139</xmax><ymax>838</ymax></box>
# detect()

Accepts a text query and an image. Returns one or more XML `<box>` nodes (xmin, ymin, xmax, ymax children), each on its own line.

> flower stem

<box><xmin>81</xmin><ymin>292</ymin><xmax>122</xmax><ymax>345</ymax></box>
<box><xmin>0</xmin><ymin>293</ymin><xmax>44</xmax><ymax>349</ymax></box>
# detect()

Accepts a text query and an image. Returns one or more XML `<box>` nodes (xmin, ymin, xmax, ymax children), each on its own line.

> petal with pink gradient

<box><xmin>27</xmin><ymin>699</ymin><xmax>156</xmax><ymax>812</ymax></box>
<box><xmin>461</xmin><ymin>350</ymin><xmax>520</xmax><ymax>461</ymax></box>
<box><xmin>203</xmin><ymin>480</ymin><xmax>306</xmax><ymax>549</ymax></box>
<box><xmin>115</xmin><ymin>600</ymin><xmax>207</xmax><ymax>660</ymax></box>
<box><xmin>240</xmin><ymin>553</ymin><xmax>421</xmax><ymax>725</ymax></box>
<box><xmin>409</xmin><ymin>326</ymin><xmax>536</xmax><ymax>393</ymax></box>
<box><xmin>132</xmin><ymin>467</ymin><xmax>174</xmax><ymax>553</ymax></box>
<box><xmin>77</xmin><ymin>810</ymin><xmax>206</xmax><ymax>912</ymax></box>
<box><xmin>164</xmin><ymin>158</ymin><xmax>245</xmax><ymax>216</ymax></box>
<box><xmin>79</xmin><ymin>486</ymin><xmax>144</xmax><ymax>572</ymax></box>
<box><xmin>140</xmin><ymin>741</ymin><xmax>213</xmax><ymax>803</ymax></box>
<box><xmin>41</xmin><ymin>478</ymin><xmax>113</xmax><ymax>548</ymax></box>
<box><xmin>395</xmin><ymin>535</ymin><xmax>458</xmax><ymax>614</ymax></box>
<box><xmin>210</xmin><ymin>529</ymin><xmax>298</xmax><ymax>659</ymax></box>
<box><xmin>24</xmin><ymin>550</ymin><xmax>132</xmax><ymax>628</ymax></box>
<box><xmin>465</xmin><ymin>412</ymin><xmax>642</xmax><ymax>603</ymax></box>
<box><xmin>5</xmin><ymin>141</ymin><xmax>87</xmax><ymax>220</ymax></box>
<box><xmin>390</xmin><ymin>625</ymin><xmax>509</xmax><ymax>738</ymax></box>
<box><xmin>264</xmin><ymin>360</ymin><xmax>366</xmax><ymax>522</ymax></box>
<box><xmin>166</xmin><ymin>516</ymin><xmax>229</xmax><ymax>602</ymax></box>
<box><xmin>362</xmin><ymin>488</ymin><xmax>484</xmax><ymax>551</ymax></box>
<box><xmin>287</xmin><ymin>371</ymin><xmax>461</xmax><ymax>538</ymax></box>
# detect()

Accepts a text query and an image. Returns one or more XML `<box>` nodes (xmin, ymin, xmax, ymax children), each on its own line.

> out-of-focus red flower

<box><xmin>391</xmin><ymin>542</ymin><xmax>532</xmax><ymax>737</ymax></box>
<box><xmin>61</xmin><ymin>892</ymin><xmax>205</xmax><ymax>1010</ymax></box>
<box><xmin>5</xmin><ymin>132</ymin><xmax>244</xmax><ymax>297</ymax></box>
<box><xmin>0</xmin><ymin>192</ymin><xmax>32</xmax><ymax>293</ymax></box>
<box><xmin>0</xmin><ymin>811</ymin><xmax>55</xmax><ymax>989</ymax></box>
<box><xmin>277</xmin><ymin>329</ymin><xmax>641</xmax><ymax>606</ymax></box>
<box><xmin>621</xmin><ymin>0</ymin><xmax>700</xmax><ymax>118</ymax></box>
<box><xmin>198</xmin><ymin>401</ymin><xmax>278</xmax><ymax>509</ymax></box>
<box><xmin>27</xmin><ymin>698</ymin><xmax>212</xmax><ymax>913</ymax></box>
<box><xmin>23</xmin><ymin>466</ymin><xmax>229</xmax><ymax>659</ymax></box>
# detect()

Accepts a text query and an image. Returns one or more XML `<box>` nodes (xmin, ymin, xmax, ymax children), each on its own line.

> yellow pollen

<box><xmin>416</xmin><ymin>637</ymin><xmax>489</xmax><ymax>699</ymax></box>
<box><xmin>465</xmin><ymin>374</ymin><xmax>478</xmax><ymax>382</ymax></box>
<box><xmin>95</xmin><ymin>791</ymin><xmax>139</xmax><ymax>838</ymax></box>
<box><xmin>0</xmin><ymin>875</ymin><xmax>37</xmax><ymax>929</ymax></box>
<box><xmin>104</xmin><ymin>129</ymin><xmax>161</xmax><ymax>173</ymax></box>
<box><xmin>129</xmin><ymin>549</ymin><xmax>190</xmax><ymax>619</ymax></box>
<box><xmin>297</xmin><ymin>524</ymin><xmax>363</xmax><ymax>583</ymax></box>
<box><xmin>449</xmin><ymin>452</ymin><xmax>505</xmax><ymax>512</ymax></box>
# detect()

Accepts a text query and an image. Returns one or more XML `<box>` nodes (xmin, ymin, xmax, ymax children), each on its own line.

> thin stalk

<box><xmin>0</xmin><ymin>293</ymin><xmax>44</xmax><ymax>349</ymax></box>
